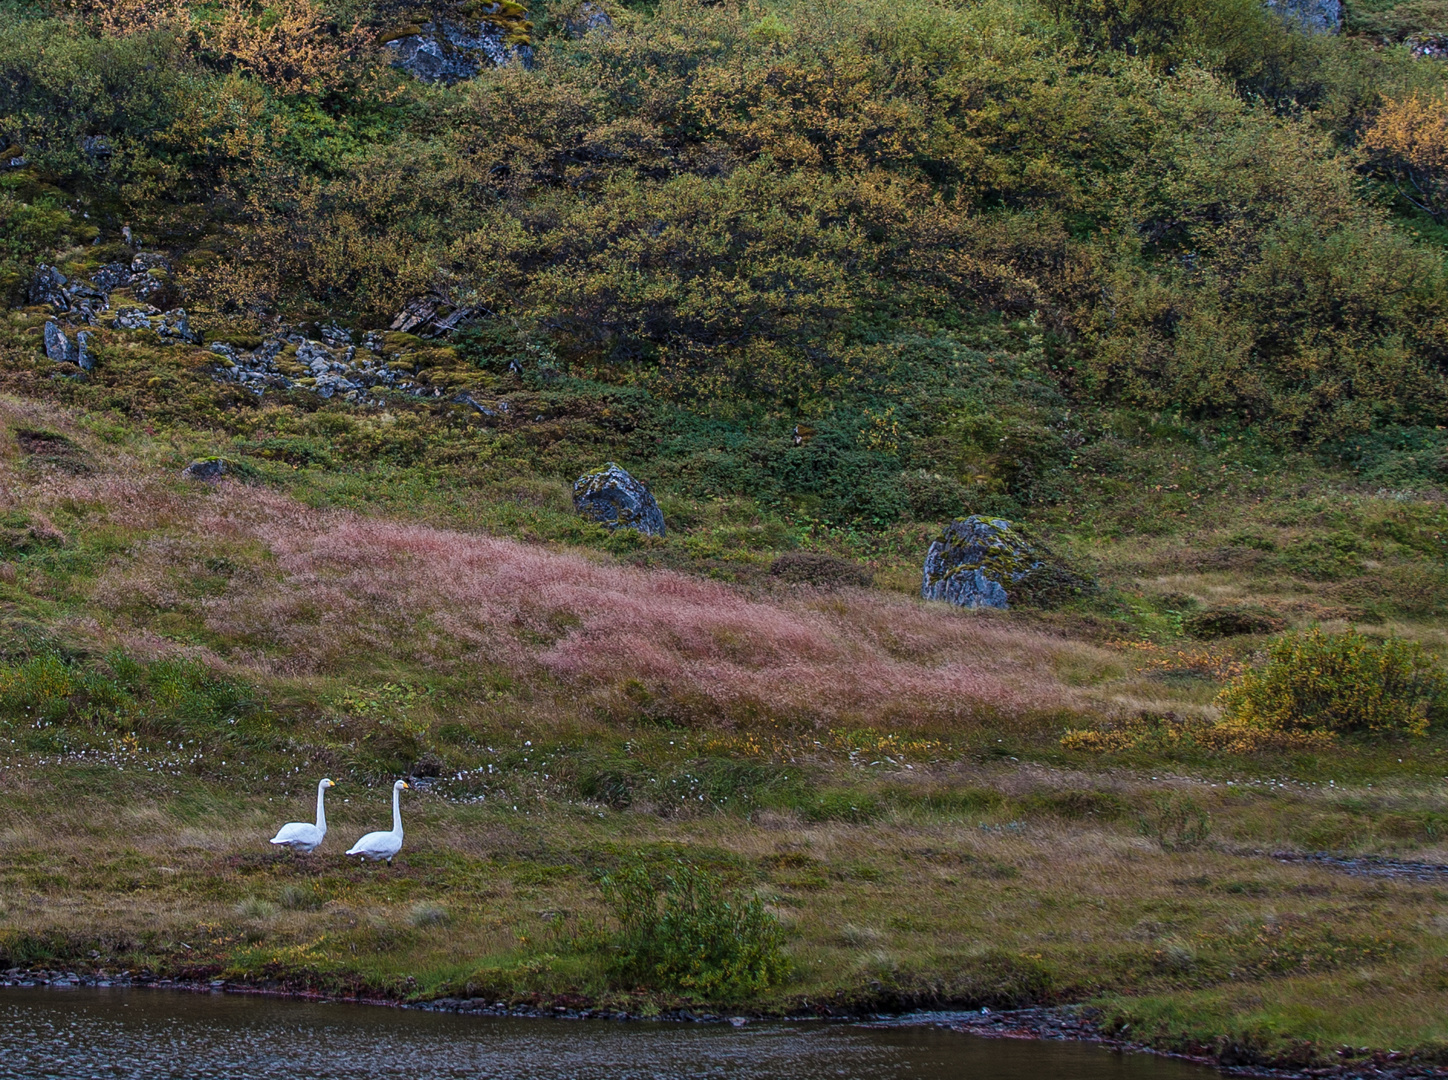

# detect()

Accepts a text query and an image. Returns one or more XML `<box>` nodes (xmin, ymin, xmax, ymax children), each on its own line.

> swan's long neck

<box><xmin>315</xmin><ymin>783</ymin><xmax>328</xmax><ymax>833</ymax></box>
<box><xmin>391</xmin><ymin>785</ymin><xmax>403</xmax><ymax>837</ymax></box>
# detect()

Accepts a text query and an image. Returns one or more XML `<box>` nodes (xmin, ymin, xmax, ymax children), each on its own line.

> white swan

<box><xmin>346</xmin><ymin>780</ymin><xmax>410</xmax><ymax>864</ymax></box>
<box><xmin>270</xmin><ymin>778</ymin><xmax>335</xmax><ymax>853</ymax></box>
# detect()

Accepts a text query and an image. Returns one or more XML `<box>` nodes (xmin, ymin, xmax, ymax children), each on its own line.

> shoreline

<box><xmin>3</xmin><ymin>971</ymin><xmax>1444</xmax><ymax>1079</ymax></box>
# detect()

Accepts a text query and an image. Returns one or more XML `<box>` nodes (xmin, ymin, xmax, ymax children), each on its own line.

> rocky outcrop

<box><xmin>384</xmin><ymin>3</ymin><xmax>534</xmax><ymax>84</ymax></box>
<box><xmin>564</xmin><ymin>1</ymin><xmax>612</xmax><ymax>37</ymax></box>
<box><xmin>921</xmin><ymin>516</ymin><xmax>1088</xmax><ymax>610</ymax></box>
<box><xmin>28</xmin><ymin>255</ymin><xmax>172</xmax><ymax>320</ymax></box>
<box><xmin>573</xmin><ymin>463</ymin><xmax>666</xmax><ymax>536</ymax></box>
<box><xmin>389</xmin><ymin>295</ymin><xmax>478</xmax><ymax>337</ymax></box>
<box><xmin>1266</xmin><ymin>0</ymin><xmax>1340</xmax><ymax>33</ymax></box>
<box><xmin>209</xmin><ymin>331</ymin><xmax>418</xmax><ymax>401</ymax></box>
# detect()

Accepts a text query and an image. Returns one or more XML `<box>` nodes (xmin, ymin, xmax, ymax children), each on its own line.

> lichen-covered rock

<box><xmin>182</xmin><ymin>458</ymin><xmax>231</xmax><ymax>482</ymax></box>
<box><xmin>564</xmin><ymin>1</ymin><xmax>613</xmax><ymax>37</ymax></box>
<box><xmin>43</xmin><ymin>321</ymin><xmax>72</xmax><ymax>364</ymax></box>
<box><xmin>921</xmin><ymin>515</ymin><xmax>1087</xmax><ymax>609</ymax></box>
<box><xmin>385</xmin><ymin>5</ymin><xmax>533</xmax><ymax>85</ymax></box>
<box><xmin>389</xmin><ymin>294</ymin><xmax>476</xmax><ymax>336</ymax></box>
<box><xmin>91</xmin><ymin>263</ymin><xmax>133</xmax><ymax>292</ymax></box>
<box><xmin>114</xmin><ymin>308</ymin><xmax>155</xmax><ymax>331</ymax></box>
<box><xmin>573</xmin><ymin>462</ymin><xmax>665</xmax><ymax>536</ymax></box>
<box><xmin>154</xmin><ymin>309</ymin><xmax>200</xmax><ymax>346</ymax></box>
<box><xmin>74</xmin><ymin>331</ymin><xmax>94</xmax><ymax>372</ymax></box>
<box><xmin>30</xmin><ymin>266</ymin><xmax>70</xmax><ymax>311</ymax></box>
<box><xmin>1266</xmin><ymin>0</ymin><xmax>1340</xmax><ymax>33</ymax></box>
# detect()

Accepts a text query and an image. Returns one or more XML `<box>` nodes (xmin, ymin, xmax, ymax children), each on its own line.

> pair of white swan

<box><xmin>269</xmin><ymin>779</ymin><xmax>410</xmax><ymax>865</ymax></box>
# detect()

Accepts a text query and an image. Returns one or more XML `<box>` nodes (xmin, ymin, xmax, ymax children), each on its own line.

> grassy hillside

<box><xmin>2</xmin><ymin>0</ymin><xmax>1448</xmax><ymax>1071</ymax></box>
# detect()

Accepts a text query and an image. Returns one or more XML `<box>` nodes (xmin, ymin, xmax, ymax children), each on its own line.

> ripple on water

<box><xmin>0</xmin><ymin>988</ymin><xmax>1216</xmax><ymax>1080</ymax></box>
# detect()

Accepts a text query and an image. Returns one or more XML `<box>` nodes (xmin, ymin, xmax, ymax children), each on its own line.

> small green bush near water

<box><xmin>600</xmin><ymin>861</ymin><xmax>789</xmax><ymax>1000</ymax></box>
<box><xmin>1217</xmin><ymin>628</ymin><xmax>1446</xmax><ymax>737</ymax></box>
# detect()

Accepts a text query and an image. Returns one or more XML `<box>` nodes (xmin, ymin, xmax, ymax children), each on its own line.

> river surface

<box><xmin>0</xmin><ymin>987</ymin><xmax>1216</xmax><ymax>1079</ymax></box>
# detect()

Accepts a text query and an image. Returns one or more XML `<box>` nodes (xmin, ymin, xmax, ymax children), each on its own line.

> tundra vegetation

<box><xmin>2</xmin><ymin>0</ymin><xmax>1448</xmax><ymax>1071</ymax></box>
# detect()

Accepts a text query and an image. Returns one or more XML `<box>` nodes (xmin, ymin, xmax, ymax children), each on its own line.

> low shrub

<box><xmin>1139</xmin><ymin>792</ymin><xmax>1212</xmax><ymax>851</ymax></box>
<box><xmin>1060</xmin><ymin>711</ymin><xmax>1336</xmax><ymax>754</ymax></box>
<box><xmin>1216</xmin><ymin>628</ymin><xmax>1446</xmax><ymax>737</ymax></box>
<box><xmin>1184</xmin><ymin>606</ymin><xmax>1286</xmax><ymax>639</ymax></box>
<box><xmin>600</xmin><ymin>861</ymin><xmax>789</xmax><ymax>1000</ymax></box>
<box><xmin>767</xmin><ymin>553</ymin><xmax>873</xmax><ymax>589</ymax></box>
<box><xmin>408</xmin><ymin>902</ymin><xmax>450</xmax><ymax>927</ymax></box>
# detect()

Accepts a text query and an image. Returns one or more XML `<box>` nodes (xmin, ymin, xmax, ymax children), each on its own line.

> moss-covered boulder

<box><xmin>182</xmin><ymin>457</ymin><xmax>232</xmax><ymax>482</ymax></box>
<box><xmin>384</xmin><ymin>3</ymin><xmax>534</xmax><ymax>84</ymax></box>
<box><xmin>573</xmin><ymin>462</ymin><xmax>665</xmax><ymax>537</ymax></box>
<box><xmin>921</xmin><ymin>516</ymin><xmax>1088</xmax><ymax>610</ymax></box>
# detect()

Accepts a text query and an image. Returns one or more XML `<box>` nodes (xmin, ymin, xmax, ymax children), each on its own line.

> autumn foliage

<box><xmin>61</xmin><ymin>0</ymin><xmax>367</xmax><ymax>93</ymax></box>
<box><xmin>1365</xmin><ymin>90</ymin><xmax>1448</xmax><ymax>224</ymax></box>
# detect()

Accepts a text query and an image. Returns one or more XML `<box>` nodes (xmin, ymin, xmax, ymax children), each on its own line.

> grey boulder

<box><xmin>1266</xmin><ymin>0</ymin><xmax>1340</xmax><ymax>33</ymax></box>
<box><xmin>155</xmin><ymin>309</ymin><xmax>200</xmax><ymax>346</ymax></box>
<box><xmin>30</xmin><ymin>266</ymin><xmax>70</xmax><ymax>311</ymax></box>
<box><xmin>182</xmin><ymin>458</ymin><xmax>231</xmax><ymax>482</ymax></box>
<box><xmin>921</xmin><ymin>515</ymin><xmax>1088</xmax><ymax>610</ymax></box>
<box><xmin>573</xmin><ymin>462</ymin><xmax>665</xmax><ymax>536</ymax></box>
<box><xmin>565</xmin><ymin>2</ymin><xmax>613</xmax><ymax>37</ymax></box>
<box><xmin>43</xmin><ymin>321</ymin><xmax>72</xmax><ymax>364</ymax></box>
<box><xmin>386</xmin><ymin>16</ymin><xmax>532</xmax><ymax>85</ymax></box>
<box><xmin>75</xmin><ymin>331</ymin><xmax>94</xmax><ymax>371</ymax></box>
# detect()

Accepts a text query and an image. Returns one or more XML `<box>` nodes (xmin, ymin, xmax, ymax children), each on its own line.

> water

<box><xmin>0</xmin><ymin>988</ymin><xmax>1216</xmax><ymax>1080</ymax></box>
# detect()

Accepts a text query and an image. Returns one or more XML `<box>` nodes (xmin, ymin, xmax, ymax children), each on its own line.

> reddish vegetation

<box><xmin>3</xmin><ymin>408</ymin><xmax>1088</xmax><ymax>731</ymax></box>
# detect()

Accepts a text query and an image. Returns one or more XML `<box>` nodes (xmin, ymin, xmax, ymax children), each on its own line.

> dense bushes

<box><xmin>1217</xmin><ymin>628</ymin><xmax>1446</xmax><ymax>737</ymax></box>
<box><xmin>3</xmin><ymin>0</ymin><xmax>1448</xmax><ymax>498</ymax></box>
<box><xmin>600</xmin><ymin>861</ymin><xmax>788</xmax><ymax>998</ymax></box>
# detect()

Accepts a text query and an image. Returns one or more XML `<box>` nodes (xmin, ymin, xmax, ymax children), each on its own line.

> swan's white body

<box><xmin>346</xmin><ymin>780</ymin><xmax>410</xmax><ymax>864</ymax></box>
<box><xmin>270</xmin><ymin>778</ymin><xmax>334</xmax><ymax>853</ymax></box>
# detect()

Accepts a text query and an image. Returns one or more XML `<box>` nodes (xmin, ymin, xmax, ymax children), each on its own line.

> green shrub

<box><xmin>1217</xmin><ymin>628</ymin><xmax>1446</xmax><ymax>737</ymax></box>
<box><xmin>1184</xmin><ymin>606</ymin><xmax>1286</xmax><ymax>639</ymax></box>
<box><xmin>600</xmin><ymin>861</ymin><xmax>789</xmax><ymax>1000</ymax></box>
<box><xmin>1138</xmin><ymin>792</ymin><xmax>1212</xmax><ymax>851</ymax></box>
<box><xmin>0</xmin><ymin>649</ymin><xmax>257</xmax><ymax>736</ymax></box>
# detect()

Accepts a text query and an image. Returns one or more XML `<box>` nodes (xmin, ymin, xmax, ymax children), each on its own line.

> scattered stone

<box><xmin>74</xmin><ymin>331</ymin><xmax>94</xmax><ymax>372</ymax></box>
<box><xmin>319</xmin><ymin>322</ymin><xmax>353</xmax><ymax>347</ymax></box>
<box><xmin>181</xmin><ymin>458</ymin><xmax>232</xmax><ymax>482</ymax></box>
<box><xmin>42</xmin><ymin>321</ymin><xmax>72</xmax><ymax>363</ymax></box>
<box><xmin>389</xmin><ymin>295</ymin><xmax>477</xmax><ymax>337</ymax></box>
<box><xmin>30</xmin><ymin>266</ymin><xmax>70</xmax><ymax>311</ymax></box>
<box><xmin>573</xmin><ymin>462</ymin><xmax>666</xmax><ymax>536</ymax></box>
<box><xmin>211</xmin><ymin>334</ymin><xmax>413</xmax><ymax>403</ymax></box>
<box><xmin>154</xmin><ymin>309</ymin><xmax>200</xmax><ymax>346</ymax></box>
<box><xmin>1266</xmin><ymin>0</ymin><xmax>1340</xmax><ymax>33</ymax></box>
<box><xmin>921</xmin><ymin>515</ymin><xmax>1089</xmax><ymax>610</ymax></box>
<box><xmin>114</xmin><ymin>308</ymin><xmax>154</xmax><ymax>331</ymax></box>
<box><xmin>130</xmin><ymin>252</ymin><xmax>170</xmax><ymax>273</ymax></box>
<box><xmin>91</xmin><ymin>263</ymin><xmax>132</xmax><ymax>292</ymax></box>
<box><xmin>456</xmin><ymin>392</ymin><xmax>507</xmax><ymax>418</ymax></box>
<box><xmin>565</xmin><ymin>1</ymin><xmax>613</xmax><ymax>37</ymax></box>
